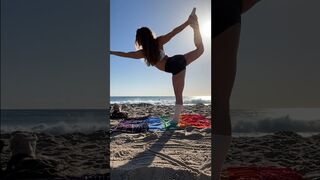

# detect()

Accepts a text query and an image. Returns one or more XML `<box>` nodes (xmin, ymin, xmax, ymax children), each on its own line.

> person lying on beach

<box><xmin>110</xmin><ymin>8</ymin><xmax>204</xmax><ymax>125</ymax></box>
<box><xmin>110</xmin><ymin>104</ymin><xmax>128</xmax><ymax>119</ymax></box>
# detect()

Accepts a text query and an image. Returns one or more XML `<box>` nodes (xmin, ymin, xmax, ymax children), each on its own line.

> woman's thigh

<box><xmin>213</xmin><ymin>23</ymin><xmax>241</xmax><ymax>103</ymax></box>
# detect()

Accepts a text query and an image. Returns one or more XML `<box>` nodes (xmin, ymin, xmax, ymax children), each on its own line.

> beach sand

<box><xmin>110</xmin><ymin>104</ymin><xmax>319</xmax><ymax>180</ymax></box>
<box><xmin>1</xmin><ymin>104</ymin><xmax>319</xmax><ymax>179</ymax></box>
<box><xmin>110</xmin><ymin>104</ymin><xmax>212</xmax><ymax>180</ymax></box>
<box><xmin>1</xmin><ymin>131</ymin><xmax>109</xmax><ymax>179</ymax></box>
<box><xmin>225</xmin><ymin>131</ymin><xmax>320</xmax><ymax>179</ymax></box>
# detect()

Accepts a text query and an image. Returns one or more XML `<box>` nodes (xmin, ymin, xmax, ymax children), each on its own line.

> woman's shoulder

<box><xmin>156</xmin><ymin>36</ymin><xmax>165</xmax><ymax>47</ymax></box>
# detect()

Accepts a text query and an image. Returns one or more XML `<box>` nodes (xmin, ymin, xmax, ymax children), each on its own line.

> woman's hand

<box><xmin>188</xmin><ymin>8</ymin><xmax>199</xmax><ymax>29</ymax></box>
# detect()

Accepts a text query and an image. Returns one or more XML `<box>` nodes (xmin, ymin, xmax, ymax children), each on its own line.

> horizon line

<box><xmin>110</xmin><ymin>95</ymin><xmax>211</xmax><ymax>97</ymax></box>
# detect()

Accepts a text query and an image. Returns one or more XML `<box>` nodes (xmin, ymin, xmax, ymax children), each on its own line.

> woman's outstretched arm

<box><xmin>158</xmin><ymin>8</ymin><xmax>196</xmax><ymax>45</ymax></box>
<box><xmin>157</xmin><ymin>20</ymin><xmax>189</xmax><ymax>45</ymax></box>
<box><xmin>110</xmin><ymin>50</ymin><xmax>144</xmax><ymax>59</ymax></box>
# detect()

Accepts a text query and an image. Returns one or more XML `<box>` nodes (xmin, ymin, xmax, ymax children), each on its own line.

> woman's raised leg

<box><xmin>184</xmin><ymin>17</ymin><xmax>204</xmax><ymax>65</ymax></box>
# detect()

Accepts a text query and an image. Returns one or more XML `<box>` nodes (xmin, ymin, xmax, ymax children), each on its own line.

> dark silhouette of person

<box><xmin>213</xmin><ymin>0</ymin><xmax>261</xmax><ymax>179</ymax></box>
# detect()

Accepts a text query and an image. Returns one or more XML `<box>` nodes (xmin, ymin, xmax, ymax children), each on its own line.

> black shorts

<box><xmin>165</xmin><ymin>55</ymin><xmax>187</xmax><ymax>75</ymax></box>
<box><xmin>213</xmin><ymin>0</ymin><xmax>242</xmax><ymax>38</ymax></box>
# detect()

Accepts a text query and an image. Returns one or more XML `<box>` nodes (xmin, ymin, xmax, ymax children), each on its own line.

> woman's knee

<box><xmin>197</xmin><ymin>45</ymin><xmax>204</xmax><ymax>56</ymax></box>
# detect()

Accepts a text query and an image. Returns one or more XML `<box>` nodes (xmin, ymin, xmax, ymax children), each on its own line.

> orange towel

<box><xmin>178</xmin><ymin>114</ymin><xmax>211</xmax><ymax>129</ymax></box>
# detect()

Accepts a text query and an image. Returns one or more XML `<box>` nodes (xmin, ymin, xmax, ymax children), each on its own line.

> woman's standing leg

<box><xmin>213</xmin><ymin>23</ymin><xmax>241</xmax><ymax>180</ymax></box>
<box><xmin>172</xmin><ymin>70</ymin><xmax>186</xmax><ymax>122</ymax></box>
<box><xmin>170</xmin><ymin>14</ymin><xmax>204</xmax><ymax>122</ymax></box>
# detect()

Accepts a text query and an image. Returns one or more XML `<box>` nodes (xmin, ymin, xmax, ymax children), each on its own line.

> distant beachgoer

<box><xmin>110</xmin><ymin>104</ymin><xmax>128</xmax><ymax>119</ymax></box>
<box><xmin>213</xmin><ymin>0</ymin><xmax>261</xmax><ymax>179</ymax></box>
<box><xmin>110</xmin><ymin>8</ymin><xmax>204</xmax><ymax>125</ymax></box>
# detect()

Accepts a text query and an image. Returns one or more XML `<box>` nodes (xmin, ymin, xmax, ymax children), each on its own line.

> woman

<box><xmin>213</xmin><ymin>0</ymin><xmax>261</xmax><ymax>179</ymax></box>
<box><xmin>110</xmin><ymin>8</ymin><xmax>204</xmax><ymax>124</ymax></box>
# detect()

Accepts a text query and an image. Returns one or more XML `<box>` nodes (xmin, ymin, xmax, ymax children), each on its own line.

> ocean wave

<box><xmin>232</xmin><ymin>115</ymin><xmax>320</xmax><ymax>133</ymax></box>
<box><xmin>110</xmin><ymin>96</ymin><xmax>211</xmax><ymax>105</ymax></box>
<box><xmin>1</xmin><ymin>121</ymin><xmax>109</xmax><ymax>135</ymax></box>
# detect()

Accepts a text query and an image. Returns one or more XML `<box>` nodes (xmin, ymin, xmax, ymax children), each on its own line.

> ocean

<box><xmin>0</xmin><ymin>109</ymin><xmax>108</xmax><ymax>135</ymax></box>
<box><xmin>110</xmin><ymin>96</ymin><xmax>211</xmax><ymax>105</ymax></box>
<box><xmin>1</xmin><ymin>96</ymin><xmax>319</xmax><ymax>136</ymax></box>
<box><xmin>231</xmin><ymin>108</ymin><xmax>320</xmax><ymax>137</ymax></box>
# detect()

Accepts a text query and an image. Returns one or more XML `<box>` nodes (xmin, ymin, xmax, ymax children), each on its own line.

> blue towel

<box><xmin>146</xmin><ymin>117</ymin><xmax>165</xmax><ymax>132</ymax></box>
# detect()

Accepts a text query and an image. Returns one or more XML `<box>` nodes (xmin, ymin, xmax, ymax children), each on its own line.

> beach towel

<box><xmin>146</xmin><ymin>117</ymin><xmax>165</xmax><ymax>132</ymax></box>
<box><xmin>178</xmin><ymin>114</ymin><xmax>211</xmax><ymax>129</ymax></box>
<box><xmin>112</xmin><ymin>117</ymin><xmax>149</xmax><ymax>133</ymax></box>
<box><xmin>160</xmin><ymin>116</ymin><xmax>178</xmax><ymax>130</ymax></box>
<box><xmin>227</xmin><ymin>166</ymin><xmax>303</xmax><ymax>180</ymax></box>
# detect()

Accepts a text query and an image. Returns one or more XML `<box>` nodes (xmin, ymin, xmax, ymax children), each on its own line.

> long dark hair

<box><xmin>135</xmin><ymin>27</ymin><xmax>160</xmax><ymax>66</ymax></box>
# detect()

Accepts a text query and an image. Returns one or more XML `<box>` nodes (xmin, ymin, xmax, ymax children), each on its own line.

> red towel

<box><xmin>178</xmin><ymin>114</ymin><xmax>211</xmax><ymax>129</ymax></box>
<box><xmin>227</xmin><ymin>166</ymin><xmax>303</xmax><ymax>180</ymax></box>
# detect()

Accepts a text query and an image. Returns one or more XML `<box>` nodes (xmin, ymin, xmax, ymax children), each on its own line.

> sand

<box><xmin>110</xmin><ymin>104</ymin><xmax>212</xmax><ymax>180</ymax></box>
<box><xmin>225</xmin><ymin>131</ymin><xmax>320</xmax><ymax>179</ymax></box>
<box><xmin>1</xmin><ymin>130</ymin><xmax>109</xmax><ymax>179</ymax></box>
<box><xmin>110</xmin><ymin>104</ymin><xmax>320</xmax><ymax>180</ymax></box>
<box><xmin>1</xmin><ymin>104</ymin><xmax>319</xmax><ymax>179</ymax></box>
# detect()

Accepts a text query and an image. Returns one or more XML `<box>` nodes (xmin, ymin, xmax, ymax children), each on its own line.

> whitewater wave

<box><xmin>1</xmin><ymin>121</ymin><xmax>109</xmax><ymax>135</ymax></box>
<box><xmin>232</xmin><ymin>115</ymin><xmax>320</xmax><ymax>133</ymax></box>
<box><xmin>110</xmin><ymin>96</ymin><xmax>211</xmax><ymax>105</ymax></box>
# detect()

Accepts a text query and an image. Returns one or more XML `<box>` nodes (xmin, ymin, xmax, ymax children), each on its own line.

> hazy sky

<box><xmin>110</xmin><ymin>0</ymin><xmax>211</xmax><ymax>96</ymax></box>
<box><xmin>1</xmin><ymin>0</ymin><xmax>319</xmax><ymax>109</ymax></box>
<box><xmin>1</xmin><ymin>0</ymin><xmax>108</xmax><ymax>109</ymax></box>
<box><xmin>231</xmin><ymin>0</ymin><xmax>320</xmax><ymax>108</ymax></box>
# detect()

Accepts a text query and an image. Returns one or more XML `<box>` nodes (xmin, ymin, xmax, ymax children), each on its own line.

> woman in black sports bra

<box><xmin>110</xmin><ymin>8</ymin><xmax>204</xmax><ymax>124</ymax></box>
<box><xmin>212</xmin><ymin>0</ymin><xmax>261</xmax><ymax>179</ymax></box>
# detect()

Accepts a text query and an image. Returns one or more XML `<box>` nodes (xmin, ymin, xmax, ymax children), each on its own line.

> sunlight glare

<box><xmin>199</xmin><ymin>20</ymin><xmax>211</xmax><ymax>38</ymax></box>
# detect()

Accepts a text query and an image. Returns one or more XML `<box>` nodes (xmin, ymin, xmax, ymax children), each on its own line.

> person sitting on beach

<box><xmin>110</xmin><ymin>104</ymin><xmax>128</xmax><ymax>119</ymax></box>
<box><xmin>4</xmin><ymin>132</ymin><xmax>56</xmax><ymax>179</ymax></box>
<box><xmin>110</xmin><ymin>8</ymin><xmax>204</xmax><ymax>125</ymax></box>
<box><xmin>0</xmin><ymin>140</ymin><xmax>4</xmax><ymax>178</ymax></box>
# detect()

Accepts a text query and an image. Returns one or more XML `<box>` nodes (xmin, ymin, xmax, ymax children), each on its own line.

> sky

<box><xmin>231</xmin><ymin>0</ymin><xmax>320</xmax><ymax>108</ymax></box>
<box><xmin>1</xmin><ymin>0</ymin><xmax>319</xmax><ymax>109</ymax></box>
<box><xmin>110</xmin><ymin>0</ymin><xmax>212</xmax><ymax>97</ymax></box>
<box><xmin>1</xmin><ymin>0</ymin><xmax>108</xmax><ymax>109</ymax></box>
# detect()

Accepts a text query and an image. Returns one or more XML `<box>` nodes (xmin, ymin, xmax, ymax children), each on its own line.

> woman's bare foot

<box><xmin>190</xmin><ymin>18</ymin><xmax>199</xmax><ymax>29</ymax></box>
